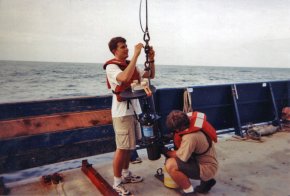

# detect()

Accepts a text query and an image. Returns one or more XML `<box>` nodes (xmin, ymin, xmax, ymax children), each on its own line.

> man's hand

<box><xmin>148</xmin><ymin>46</ymin><xmax>155</xmax><ymax>62</ymax></box>
<box><xmin>160</xmin><ymin>146</ymin><xmax>170</xmax><ymax>158</ymax></box>
<box><xmin>134</xmin><ymin>43</ymin><xmax>144</xmax><ymax>57</ymax></box>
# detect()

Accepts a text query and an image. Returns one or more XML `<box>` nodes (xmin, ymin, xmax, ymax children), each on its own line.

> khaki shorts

<box><xmin>112</xmin><ymin>115</ymin><xmax>141</xmax><ymax>150</ymax></box>
<box><xmin>176</xmin><ymin>156</ymin><xmax>200</xmax><ymax>180</ymax></box>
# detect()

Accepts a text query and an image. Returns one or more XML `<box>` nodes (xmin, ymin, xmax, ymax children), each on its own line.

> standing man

<box><xmin>164</xmin><ymin>110</ymin><xmax>218</xmax><ymax>195</ymax></box>
<box><xmin>103</xmin><ymin>37</ymin><xmax>155</xmax><ymax>195</ymax></box>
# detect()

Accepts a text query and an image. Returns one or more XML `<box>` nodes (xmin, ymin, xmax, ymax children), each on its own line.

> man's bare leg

<box><xmin>166</xmin><ymin>158</ymin><xmax>192</xmax><ymax>189</ymax></box>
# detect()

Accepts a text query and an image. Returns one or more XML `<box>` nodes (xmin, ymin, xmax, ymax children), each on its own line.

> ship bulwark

<box><xmin>0</xmin><ymin>80</ymin><xmax>289</xmax><ymax>173</ymax></box>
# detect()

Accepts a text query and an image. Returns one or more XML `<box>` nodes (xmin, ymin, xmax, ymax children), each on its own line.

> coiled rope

<box><xmin>183</xmin><ymin>89</ymin><xmax>193</xmax><ymax>113</ymax></box>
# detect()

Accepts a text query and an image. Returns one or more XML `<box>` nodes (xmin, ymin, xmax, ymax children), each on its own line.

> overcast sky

<box><xmin>0</xmin><ymin>0</ymin><xmax>290</xmax><ymax>68</ymax></box>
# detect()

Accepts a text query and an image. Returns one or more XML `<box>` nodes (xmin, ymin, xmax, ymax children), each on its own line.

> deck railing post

<box><xmin>287</xmin><ymin>81</ymin><xmax>290</xmax><ymax>105</ymax></box>
<box><xmin>231</xmin><ymin>84</ymin><xmax>243</xmax><ymax>136</ymax></box>
<box><xmin>268</xmin><ymin>82</ymin><xmax>280</xmax><ymax>126</ymax></box>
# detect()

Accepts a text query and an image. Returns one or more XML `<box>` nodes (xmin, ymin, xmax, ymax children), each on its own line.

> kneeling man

<box><xmin>164</xmin><ymin>110</ymin><xmax>218</xmax><ymax>195</ymax></box>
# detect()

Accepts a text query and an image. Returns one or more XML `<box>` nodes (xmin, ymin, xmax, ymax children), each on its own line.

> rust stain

<box><xmin>34</xmin><ymin>122</ymin><xmax>42</xmax><ymax>128</ymax></box>
<box><xmin>61</xmin><ymin>115</ymin><xmax>69</xmax><ymax>119</ymax></box>
<box><xmin>23</xmin><ymin>119</ymin><xmax>31</xmax><ymax>126</ymax></box>
<box><xmin>90</xmin><ymin>120</ymin><xmax>100</xmax><ymax>126</ymax></box>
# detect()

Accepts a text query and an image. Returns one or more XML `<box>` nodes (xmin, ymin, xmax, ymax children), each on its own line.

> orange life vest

<box><xmin>103</xmin><ymin>59</ymin><xmax>140</xmax><ymax>102</ymax></box>
<box><xmin>173</xmin><ymin>112</ymin><xmax>217</xmax><ymax>151</ymax></box>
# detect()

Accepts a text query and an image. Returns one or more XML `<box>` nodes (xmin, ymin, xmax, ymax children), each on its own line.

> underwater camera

<box><xmin>120</xmin><ymin>84</ymin><xmax>164</xmax><ymax>160</ymax></box>
<box><xmin>138</xmin><ymin>97</ymin><xmax>162</xmax><ymax>160</ymax></box>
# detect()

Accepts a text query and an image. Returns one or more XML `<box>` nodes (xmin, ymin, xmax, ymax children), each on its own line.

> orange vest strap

<box><xmin>103</xmin><ymin>59</ymin><xmax>140</xmax><ymax>102</ymax></box>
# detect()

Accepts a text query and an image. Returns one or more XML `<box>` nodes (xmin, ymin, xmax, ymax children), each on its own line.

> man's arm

<box><xmin>176</xmin><ymin>134</ymin><xmax>197</xmax><ymax>162</ymax></box>
<box><xmin>160</xmin><ymin>145</ymin><xmax>177</xmax><ymax>158</ymax></box>
<box><xmin>166</xmin><ymin>150</ymin><xmax>177</xmax><ymax>158</ymax></box>
<box><xmin>116</xmin><ymin>43</ymin><xmax>143</xmax><ymax>83</ymax></box>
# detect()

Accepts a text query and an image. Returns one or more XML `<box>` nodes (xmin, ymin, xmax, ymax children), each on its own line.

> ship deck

<box><xmin>4</xmin><ymin>131</ymin><xmax>290</xmax><ymax>196</ymax></box>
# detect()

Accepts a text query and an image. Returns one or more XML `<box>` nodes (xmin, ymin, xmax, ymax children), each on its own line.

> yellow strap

<box><xmin>143</xmin><ymin>86</ymin><xmax>152</xmax><ymax>96</ymax></box>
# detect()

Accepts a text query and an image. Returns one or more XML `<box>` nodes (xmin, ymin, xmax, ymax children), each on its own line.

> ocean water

<box><xmin>0</xmin><ymin>60</ymin><xmax>289</xmax><ymax>103</ymax></box>
<box><xmin>0</xmin><ymin>60</ymin><xmax>289</xmax><ymax>183</ymax></box>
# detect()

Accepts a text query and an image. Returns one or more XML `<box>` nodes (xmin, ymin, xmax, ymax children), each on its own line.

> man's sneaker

<box><xmin>130</xmin><ymin>157</ymin><xmax>142</xmax><ymax>164</ymax></box>
<box><xmin>113</xmin><ymin>184</ymin><xmax>131</xmax><ymax>196</ymax></box>
<box><xmin>122</xmin><ymin>171</ymin><xmax>143</xmax><ymax>183</ymax></box>
<box><xmin>194</xmin><ymin>179</ymin><xmax>216</xmax><ymax>193</ymax></box>
<box><xmin>182</xmin><ymin>191</ymin><xmax>197</xmax><ymax>196</ymax></box>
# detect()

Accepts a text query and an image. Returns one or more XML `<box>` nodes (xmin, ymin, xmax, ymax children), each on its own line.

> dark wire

<box><xmin>139</xmin><ymin>0</ymin><xmax>157</xmax><ymax>119</ymax></box>
<box><xmin>139</xmin><ymin>0</ymin><xmax>145</xmax><ymax>33</ymax></box>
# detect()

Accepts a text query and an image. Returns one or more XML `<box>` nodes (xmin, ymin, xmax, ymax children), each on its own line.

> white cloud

<box><xmin>0</xmin><ymin>0</ymin><xmax>290</xmax><ymax>68</ymax></box>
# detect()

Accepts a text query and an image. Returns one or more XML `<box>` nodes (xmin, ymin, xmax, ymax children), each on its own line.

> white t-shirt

<box><xmin>106</xmin><ymin>64</ymin><xmax>144</xmax><ymax>118</ymax></box>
